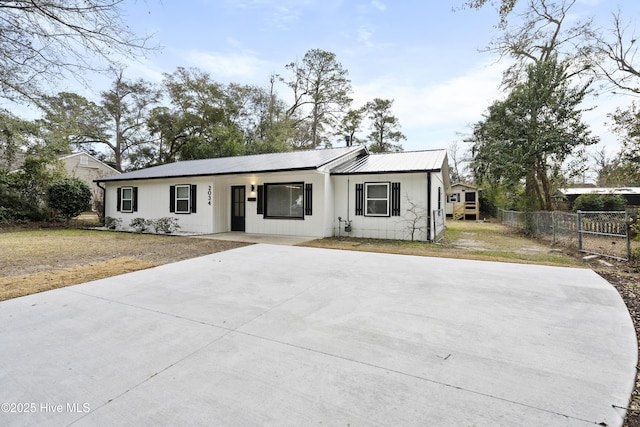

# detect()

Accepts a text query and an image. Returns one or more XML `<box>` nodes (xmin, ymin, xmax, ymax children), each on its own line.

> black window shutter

<box><xmin>191</xmin><ymin>185</ymin><xmax>197</xmax><ymax>213</ymax></box>
<box><xmin>391</xmin><ymin>182</ymin><xmax>401</xmax><ymax>216</ymax></box>
<box><xmin>132</xmin><ymin>187</ymin><xmax>138</xmax><ymax>212</ymax></box>
<box><xmin>304</xmin><ymin>183</ymin><xmax>312</xmax><ymax>216</ymax></box>
<box><xmin>355</xmin><ymin>183</ymin><xmax>363</xmax><ymax>216</ymax></box>
<box><xmin>116</xmin><ymin>187</ymin><xmax>122</xmax><ymax>212</ymax></box>
<box><xmin>257</xmin><ymin>185</ymin><xmax>264</xmax><ymax>214</ymax></box>
<box><xmin>169</xmin><ymin>185</ymin><xmax>175</xmax><ymax>213</ymax></box>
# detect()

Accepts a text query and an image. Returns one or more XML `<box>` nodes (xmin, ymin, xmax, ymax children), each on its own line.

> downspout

<box><xmin>346</xmin><ymin>178</ymin><xmax>350</xmax><ymax>224</ymax></box>
<box><xmin>96</xmin><ymin>181</ymin><xmax>106</xmax><ymax>226</ymax></box>
<box><xmin>427</xmin><ymin>172</ymin><xmax>432</xmax><ymax>241</ymax></box>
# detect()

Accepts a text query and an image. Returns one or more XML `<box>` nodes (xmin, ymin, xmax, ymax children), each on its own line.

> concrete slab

<box><xmin>0</xmin><ymin>245</ymin><xmax>636</xmax><ymax>426</ymax></box>
<box><xmin>192</xmin><ymin>231</ymin><xmax>316</xmax><ymax>246</ymax></box>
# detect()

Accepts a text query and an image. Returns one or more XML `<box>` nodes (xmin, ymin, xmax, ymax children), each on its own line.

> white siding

<box><xmin>104</xmin><ymin>171</ymin><xmax>331</xmax><ymax>236</ymax></box>
<box><xmin>104</xmin><ymin>177</ymin><xmax>214</xmax><ymax>234</ymax></box>
<box><xmin>332</xmin><ymin>173</ymin><xmax>432</xmax><ymax>241</ymax></box>
<box><xmin>224</xmin><ymin>170</ymin><xmax>328</xmax><ymax>237</ymax></box>
<box><xmin>104</xmin><ymin>169</ymin><xmax>446</xmax><ymax>239</ymax></box>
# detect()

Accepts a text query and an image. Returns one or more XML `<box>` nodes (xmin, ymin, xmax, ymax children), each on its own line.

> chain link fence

<box><xmin>577</xmin><ymin>211</ymin><xmax>630</xmax><ymax>261</ymax></box>
<box><xmin>496</xmin><ymin>209</ymin><xmax>579</xmax><ymax>247</ymax></box>
<box><xmin>496</xmin><ymin>208</ymin><xmax>632</xmax><ymax>260</ymax></box>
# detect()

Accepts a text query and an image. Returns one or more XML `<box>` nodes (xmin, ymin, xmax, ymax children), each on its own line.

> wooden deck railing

<box><xmin>452</xmin><ymin>202</ymin><xmax>479</xmax><ymax>220</ymax></box>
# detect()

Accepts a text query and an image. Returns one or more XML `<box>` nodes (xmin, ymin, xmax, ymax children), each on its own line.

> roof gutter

<box><xmin>94</xmin><ymin>165</ymin><xmax>322</xmax><ymax>183</ymax></box>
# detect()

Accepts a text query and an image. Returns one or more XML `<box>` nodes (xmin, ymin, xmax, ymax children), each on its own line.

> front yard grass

<box><xmin>0</xmin><ymin>229</ymin><xmax>249</xmax><ymax>301</ymax></box>
<box><xmin>302</xmin><ymin>221</ymin><xmax>583</xmax><ymax>268</ymax></box>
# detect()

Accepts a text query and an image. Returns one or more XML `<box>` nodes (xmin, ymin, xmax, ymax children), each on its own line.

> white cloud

<box><xmin>371</xmin><ymin>0</ymin><xmax>386</xmax><ymax>11</ymax></box>
<box><xmin>184</xmin><ymin>50</ymin><xmax>274</xmax><ymax>82</ymax></box>
<box><xmin>350</xmin><ymin>61</ymin><xmax>506</xmax><ymax>149</ymax></box>
<box><xmin>354</xmin><ymin>61</ymin><xmax>505</xmax><ymax>128</ymax></box>
<box><xmin>357</xmin><ymin>26</ymin><xmax>375</xmax><ymax>48</ymax></box>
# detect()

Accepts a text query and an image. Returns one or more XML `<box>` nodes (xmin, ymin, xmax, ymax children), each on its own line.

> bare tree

<box><xmin>0</xmin><ymin>0</ymin><xmax>154</xmax><ymax>103</ymax></box>
<box><xmin>462</xmin><ymin>0</ymin><xmax>519</xmax><ymax>27</ymax></box>
<box><xmin>402</xmin><ymin>195</ymin><xmax>428</xmax><ymax>241</ymax></box>
<box><xmin>596</xmin><ymin>11</ymin><xmax>640</xmax><ymax>95</ymax></box>
<box><xmin>482</xmin><ymin>0</ymin><xmax>598</xmax><ymax>87</ymax></box>
<box><xmin>448</xmin><ymin>140</ymin><xmax>471</xmax><ymax>183</ymax></box>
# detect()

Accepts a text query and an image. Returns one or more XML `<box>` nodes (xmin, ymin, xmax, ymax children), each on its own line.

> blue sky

<box><xmin>15</xmin><ymin>0</ymin><xmax>640</xmax><ymax>155</ymax></box>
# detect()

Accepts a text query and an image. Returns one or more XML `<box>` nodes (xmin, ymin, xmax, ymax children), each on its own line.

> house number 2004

<box><xmin>208</xmin><ymin>186</ymin><xmax>212</xmax><ymax>206</ymax></box>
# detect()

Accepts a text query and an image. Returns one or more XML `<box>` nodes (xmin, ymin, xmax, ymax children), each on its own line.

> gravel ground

<box><xmin>598</xmin><ymin>269</ymin><xmax>640</xmax><ymax>426</ymax></box>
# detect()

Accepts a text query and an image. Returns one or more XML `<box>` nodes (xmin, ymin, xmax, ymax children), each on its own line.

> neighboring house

<box><xmin>446</xmin><ymin>183</ymin><xmax>480</xmax><ymax>220</ymax></box>
<box><xmin>96</xmin><ymin>146</ymin><xmax>451</xmax><ymax>241</ymax></box>
<box><xmin>60</xmin><ymin>153</ymin><xmax>120</xmax><ymax>210</ymax></box>
<box><xmin>560</xmin><ymin>187</ymin><xmax>640</xmax><ymax>207</ymax></box>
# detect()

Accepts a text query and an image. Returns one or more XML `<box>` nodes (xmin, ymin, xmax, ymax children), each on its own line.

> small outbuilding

<box><xmin>96</xmin><ymin>146</ymin><xmax>451</xmax><ymax>241</ymax></box>
<box><xmin>446</xmin><ymin>182</ymin><xmax>480</xmax><ymax>220</ymax></box>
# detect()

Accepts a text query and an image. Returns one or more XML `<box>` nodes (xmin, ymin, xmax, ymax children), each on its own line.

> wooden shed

<box><xmin>446</xmin><ymin>183</ymin><xmax>480</xmax><ymax>220</ymax></box>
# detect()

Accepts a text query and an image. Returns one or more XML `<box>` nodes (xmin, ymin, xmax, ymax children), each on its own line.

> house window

<box><xmin>169</xmin><ymin>185</ymin><xmax>197</xmax><ymax>214</ymax></box>
<box><xmin>176</xmin><ymin>185</ymin><xmax>190</xmax><ymax>213</ymax></box>
<box><xmin>118</xmin><ymin>187</ymin><xmax>136</xmax><ymax>213</ymax></box>
<box><xmin>265</xmin><ymin>182</ymin><xmax>304</xmax><ymax>219</ymax></box>
<box><xmin>80</xmin><ymin>156</ymin><xmax>88</xmax><ymax>166</ymax></box>
<box><xmin>365</xmin><ymin>182</ymin><xmax>390</xmax><ymax>216</ymax></box>
<box><xmin>448</xmin><ymin>193</ymin><xmax>460</xmax><ymax>203</ymax></box>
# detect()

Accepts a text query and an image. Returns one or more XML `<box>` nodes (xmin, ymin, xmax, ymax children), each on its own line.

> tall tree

<box><xmin>482</xmin><ymin>0</ymin><xmax>597</xmax><ymax>87</ymax></box>
<box><xmin>0</xmin><ymin>111</ymin><xmax>33</xmax><ymax>171</ymax></box>
<box><xmin>463</xmin><ymin>0</ymin><xmax>518</xmax><ymax>26</ymax></box>
<box><xmin>363</xmin><ymin>98</ymin><xmax>405</xmax><ymax>153</ymax></box>
<box><xmin>39</xmin><ymin>92</ymin><xmax>109</xmax><ymax>155</ymax></box>
<box><xmin>448</xmin><ymin>140</ymin><xmax>471</xmax><ymax>183</ymax></box>
<box><xmin>596</xmin><ymin>12</ymin><xmax>640</xmax><ymax>95</ymax></box>
<box><xmin>339</xmin><ymin>108</ymin><xmax>365</xmax><ymax>147</ymax></box>
<box><xmin>160</xmin><ymin>67</ymin><xmax>244</xmax><ymax>161</ymax></box>
<box><xmin>282</xmin><ymin>49</ymin><xmax>353</xmax><ymax>149</ymax></box>
<box><xmin>605</xmin><ymin>101</ymin><xmax>640</xmax><ymax>185</ymax></box>
<box><xmin>470</xmin><ymin>58</ymin><xmax>598</xmax><ymax>211</ymax></box>
<box><xmin>100</xmin><ymin>70</ymin><xmax>161</xmax><ymax>171</ymax></box>
<box><xmin>0</xmin><ymin>0</ymin><xmax>153</xmax><ymax>103</ymax></box>
<box><xmin>238</xmin><ymin>76</ymin><xmax>293</xmax><ymax>154</ymax></box>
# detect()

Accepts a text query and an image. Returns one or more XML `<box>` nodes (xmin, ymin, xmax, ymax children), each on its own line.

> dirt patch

<box><xmin>0</xmin><ymin>258</ymin><xmax>161</xmax><ymax>301</ymax></box>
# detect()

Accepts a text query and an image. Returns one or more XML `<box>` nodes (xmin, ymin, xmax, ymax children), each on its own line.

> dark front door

<box><xmin>231</xmin><ymin>186</ymin><xmax>246</xmax><ymax>231</ymax></box>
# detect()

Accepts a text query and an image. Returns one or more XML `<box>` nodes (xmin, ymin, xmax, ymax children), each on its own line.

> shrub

<box><xmin>152</xmin><ymin>217</ymin><xmax>180</xmax><ymax>234</ymax></box>
<box><xmin>104</xmin><ymin>216</ymin><xmax>122</xmax><ymax>230</ymax></box>
<box><xmin>130</xmin><ymin>217</ymin><xmax>153</xmax><ymax>233</ymax></box>
<box><xmin>572</xmin><ymin>193</ymin><xmax>626</xmax><ymax>212</ymax></box>
<box><xmin>47</xmin><ymin>177</ymin><xmax>92</xmax><ymax>221</ymax></box>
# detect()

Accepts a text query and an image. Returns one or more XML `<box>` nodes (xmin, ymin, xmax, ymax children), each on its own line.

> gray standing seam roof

<box><xmin>330</xmin><ymin>149</ymin><xmax>447</xmax><ymax>174</ymax></box>
<box><xmin>96</xmin><ymin>146</ymin><xmax>366</xmax><ymax>182</ymax></box>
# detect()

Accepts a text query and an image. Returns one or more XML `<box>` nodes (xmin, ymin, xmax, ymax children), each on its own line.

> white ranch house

<box><xmin>96</xmin><ymin>146</ymin><xmax>450</xmax><ymax>241</ymax></box>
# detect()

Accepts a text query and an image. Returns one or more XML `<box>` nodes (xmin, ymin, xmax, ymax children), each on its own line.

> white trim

<box><xmin>364</xmin><ymin>182</ymin><xmax>390</xmax><ymax>217</ymax></box>
<box><xmin>121</xmin><ymin>187</ymin><xmax>134</xmax><ymax>213</ymax></box>
<box><xmin>175</xmin><ymin>184</ymin><xmax>191</xmax><ymax>214</ymax></box>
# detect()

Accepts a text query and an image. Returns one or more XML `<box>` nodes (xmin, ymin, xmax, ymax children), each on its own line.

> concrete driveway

<box><xmin>0</xmin><ymin>244</ymin><xmax>636</xmax><ymax>426</ymax></box>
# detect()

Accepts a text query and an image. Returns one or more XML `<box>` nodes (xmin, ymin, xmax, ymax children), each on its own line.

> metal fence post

<box><xmin>626</xmin><ymin>210</ymin><xmax>631</xmax><ymax>261</ymax></box>
<box><xmin>577</xmin><ymin>210</ymin><xmax>583</xmax><ymax>252</ymax></box>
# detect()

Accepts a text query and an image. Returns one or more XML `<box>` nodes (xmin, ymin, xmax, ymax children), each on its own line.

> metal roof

<box><xmin>96</xmin><ymin>146</ymin><xmax>366</xmax><ymax>182</ymax></box>
<box><xmin>331</xmin><ymin>149</ymin><xmax>448</xmax><ymax>175</ymax></box>
<box><xmin>561</xmin><ymin>187</ymin><xmax>640</xmax><ymax>195</ymax></box>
